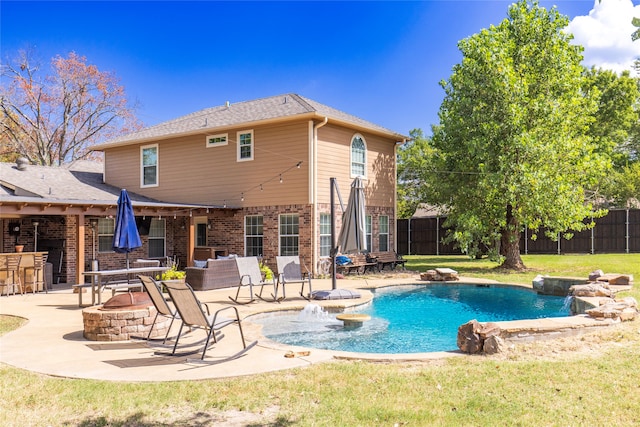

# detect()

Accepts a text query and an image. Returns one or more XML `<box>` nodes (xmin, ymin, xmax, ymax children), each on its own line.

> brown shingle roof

<box><xmin>0</xmin><ymin>160</ymin><xmax>216</xmax><ymax>209</ymax></box>
<box><xmin>92</xmin><ymin>93</ymin><xmax>405</xmax><ymax>149</ymax></box>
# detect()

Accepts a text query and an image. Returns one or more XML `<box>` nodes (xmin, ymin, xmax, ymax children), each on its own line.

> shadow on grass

<box><xmin>75</xmin><ymin>412</ymin><xmax>296</xmax><ymax>426</ymax></box>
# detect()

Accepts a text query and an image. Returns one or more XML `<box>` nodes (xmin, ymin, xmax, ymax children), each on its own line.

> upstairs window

<box><xmin>141</xmin><ymin>144</ymin><xmax>158</xmax><ymax>187</ymax></box>
<box><xmin>206</xmin><ymin>133</ymin><xmax>228</xmax><ymax>148</ymax></box>
<box><xmin>237</xmin><ymin>130</ymin><xmax>254</xmax><ymax>161</ymax></box>
<box><xmin>350</xmin><ymin>134</ymin><xmax>366</xmax><ymax>178</ymax></box>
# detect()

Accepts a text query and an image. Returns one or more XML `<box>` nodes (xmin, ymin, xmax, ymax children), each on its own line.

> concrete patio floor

<box><xmin>0</xmin><ymin>275</ymin><xmax>458</xmax><ymax>382</ymax></box>
<box><xmin>0</xmin><ymin>274</ymin><xmax>618</xmax><ymax>382</ymax></box>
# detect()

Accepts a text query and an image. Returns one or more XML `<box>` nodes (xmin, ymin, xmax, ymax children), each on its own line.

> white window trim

<box><xmin>244</xmin><ymin>215</ymin><xmax>264</xmax><ymax>257</ymax></box>
<box><xmin>148</xmin><ymin>218</ymin><xmax>166</xmax><ymax>258</ymax></box>
<box><xmin>140</xmin><ymin>143</ymin><xmax>159</xmax><ymax>188</ymax></box>
<box><xmin>350</xmin><ymin>133</ymin><xmax>367</xmax><ymax>179</ymax></box>
<box><xmin>237</xmin><ymin>130</ymin><xmax>254</xmax><ymax>162</ymax></box>
<box><xmin>206</xmin><ymin>133</ymin><xmax>228</xmax><ymax>148</ymax></box>
<box><xmin>319</xmin><ymin>213</ymin><xmax>331</xmax><ymax>258</ymax></box>
<box><xmin>379</xmin><ymin>215</ymin><xmax>389</xmax><ymax>252</ymax></box>
<box><xmin>278</xmin><ymin>213</ymin><xmax>299</xmax><ymax>256</ymax></box>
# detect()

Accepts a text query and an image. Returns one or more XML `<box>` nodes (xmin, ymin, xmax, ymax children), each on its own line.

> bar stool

<box><xmin>3</xmin><ymin>255</ymin><xmax>23</xmax><ymax>296</ymax></box>
<box><xmin>24</xmin><ymin>253</ymin><xmax>48</xmax><ymax>293</ymax></box>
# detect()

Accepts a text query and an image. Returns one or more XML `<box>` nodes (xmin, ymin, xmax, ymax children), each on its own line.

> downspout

<box><xmin>311</xmin><ymin>117</ymin><xmax>328</xmax><ymax>276</ymax></box>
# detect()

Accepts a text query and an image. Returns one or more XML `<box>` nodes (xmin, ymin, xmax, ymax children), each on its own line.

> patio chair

<box><xmin>275</xmin><ymin>256</ymin><xmax>313</xmax><ymax>301</ymax></box>
<box><xmin>163</xmin><ymin>280</ymin><xmax>256</xmax><ymax>362</ymax></box>
<box><xmin>1</xmin><ymin>255</ymin><xmax>23</xmax><ymax>296</ymax></box>
<box><xmin>137</xmin><ymin>275</ymin><xmax>179</xmax><ymax>344</ymax></box>
<box><xmin>230</xmin><ymin>257</ymin><xmax>277</xmax><ymax>304</ymax></box>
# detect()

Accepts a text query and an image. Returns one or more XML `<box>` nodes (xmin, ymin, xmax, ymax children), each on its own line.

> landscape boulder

<box><xmin>586</xmin><ymin>297</ymin><xmax>638</xmax><ymax>321</ymax></box>
<box><xmin>420</xmin><ymin>268</ymin><xmax>459</xmax><ymax>282</ymax></box>
<box><xmin>569</xmin><ymin>283</ymin><xmax>613</xmax><ymax>298</ymax></box>
<box><xmin>457</xmin><ymin>320</ymin><xmax>502</xmax><ymax>354</ymax></box>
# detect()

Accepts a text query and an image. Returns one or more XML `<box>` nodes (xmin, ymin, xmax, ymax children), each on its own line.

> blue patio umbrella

<box><xmin>112</xmin><ymin>189</ymin><xmax>142</xmax><ymax>269</ymax></box>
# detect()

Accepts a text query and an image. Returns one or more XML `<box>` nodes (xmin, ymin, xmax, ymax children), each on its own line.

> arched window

<box><xmin>350</xmin><ymin>134</ymin><xmax>367</xmax><ymax>178</ymax></box>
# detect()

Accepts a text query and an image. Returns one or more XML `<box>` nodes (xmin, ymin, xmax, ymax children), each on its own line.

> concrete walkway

<box><xmin>0</xmin><ymin>275</ymin><xmax>454</xmax><ymax>382</ymax></box>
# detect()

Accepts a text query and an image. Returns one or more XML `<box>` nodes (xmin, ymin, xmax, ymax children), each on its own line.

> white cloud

<box><xmin>566</xmin><ymin>0</ymin><xmax>640</xmax><ymax>75</ymax></box>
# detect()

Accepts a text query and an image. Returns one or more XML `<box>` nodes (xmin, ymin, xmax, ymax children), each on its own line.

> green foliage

<box><xmin>420</xmin><ymin>0</ymin><xmax>610</xmax><ymax>268</ymax></box>
<box><xmin>602</xmin><ymin>162</ymin><xmax>640</xmax><ymax>207</ymax></box>
<box><xmin>632</xmin><ymin>16</ymin><xmax>640</xmax><ymax>42</ymax></box>
<box><xmin>397</xmin><ymin>128</ymin><xmax>435</xmax><ymax>218</ymax></box>
<box><xmin>259</xmin><ymin>261</ymin><xmax>273</xmax><ymax>281</ymax></box>
<box><xmin>159</xmin><ymin>263</ymin><xmax>185</xmax><ymax>281</ymax></box>
<box><xmin>582</xmin><ymin>68</ymin><xmax>639</xmax><ymax>170</ymax></box>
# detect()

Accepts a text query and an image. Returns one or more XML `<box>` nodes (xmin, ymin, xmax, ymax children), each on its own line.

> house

<box><xmin>0</xmin><ymin>158</ymin><xmax>214</xmax><ymax>284</ymax></box>
<box><xmin>1</xmin><ymin>93</ymin><xmax>406</xmax><ymax>282</ymax></box>
<box><xmin>92</xmin><ymin>93</ymin><xmax>407</xmax><ymax>274</ymax></box>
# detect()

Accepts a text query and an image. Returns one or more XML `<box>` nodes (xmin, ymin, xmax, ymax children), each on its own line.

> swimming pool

<box><xmin>253</xmin><ymin>284</ymin><xmax>571</xmax><ymax>354</ymax></box>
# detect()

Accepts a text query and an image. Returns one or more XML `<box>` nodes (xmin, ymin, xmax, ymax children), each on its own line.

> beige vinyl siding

<box><xmin>104</xmin><ymin>121</ymin><xmax>310</xmax><ymax>207</ymax></box>
<box><xmin>315</xmin><ymin>125</ymin><xmax>396</xmax><ymax>208</ymax></box>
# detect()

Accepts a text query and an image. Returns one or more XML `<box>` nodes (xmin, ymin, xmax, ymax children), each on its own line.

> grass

<box><xmin>1</xmin><ymin>254</ymin><xmax>639</xmax><ymax>426</ymax></box>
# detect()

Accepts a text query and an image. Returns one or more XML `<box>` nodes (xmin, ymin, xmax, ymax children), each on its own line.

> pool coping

<box><xmin>242</xmin><ymin>278</ymin><xmax>627</xmax><ymax>361</ymax></box>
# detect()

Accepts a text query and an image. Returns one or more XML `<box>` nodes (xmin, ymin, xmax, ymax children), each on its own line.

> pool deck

<box><xmin>0</xmin><ymin>275</ymin><xmax>623</xmax><ymax>382</ymax></box>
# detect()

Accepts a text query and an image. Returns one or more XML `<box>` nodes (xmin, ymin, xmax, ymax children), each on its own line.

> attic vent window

<box><xmin>206</xmin><ymin>134</ymin><xmax>228</xmax><ymax>148</ymax></box>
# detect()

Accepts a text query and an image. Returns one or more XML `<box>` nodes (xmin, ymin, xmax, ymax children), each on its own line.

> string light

<box><xmin>207</xmin><ymin>160</ymin><xmax>303</xmax><ymax>205</ymax></box>
<box><xmin>173</xmin><ymin>213</ymin><xmax>176</xmax><ymax>219</ymax></box>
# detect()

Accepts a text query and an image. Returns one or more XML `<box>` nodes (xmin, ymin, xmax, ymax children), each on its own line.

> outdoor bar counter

<box><xmin>0</xmin><ymin>251</ymin><xmax>52</xmax><ymax>294</ymax></box>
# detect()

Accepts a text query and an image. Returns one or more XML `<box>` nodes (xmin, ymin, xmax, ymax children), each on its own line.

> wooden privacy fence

<box><xmin>397</xmin><ymin>208</ymin><xmax>640</xmax><ymax>255</ymax></box>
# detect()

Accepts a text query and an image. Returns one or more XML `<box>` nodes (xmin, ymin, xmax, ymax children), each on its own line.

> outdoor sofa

<box><xmin>184</xmin><ymin>258</ymin><xmax>240</xmax><ymax>291</ymax></box>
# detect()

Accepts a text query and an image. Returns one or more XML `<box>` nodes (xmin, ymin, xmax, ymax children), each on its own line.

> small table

<box><xmin>336</xmin><ymin>313</ymin><xmax>371</xmax><ymax>328</ymax></box>
<box><xmin>81</xmin><ymin>266</ymin><xmax>168</xmax><ymax>306</ymax></box>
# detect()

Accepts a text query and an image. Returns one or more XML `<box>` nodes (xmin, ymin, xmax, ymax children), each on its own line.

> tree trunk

<box><xmin>499</xmin><ymin>205</ymin><xmax>526</xmax><ymax>270</ymax></box>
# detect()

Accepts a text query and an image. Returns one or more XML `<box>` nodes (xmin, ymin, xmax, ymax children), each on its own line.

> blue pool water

<box><xmin>253</xmin><ymin>284</ymin><xmax>571</xmax><ymax>354</ymax></box>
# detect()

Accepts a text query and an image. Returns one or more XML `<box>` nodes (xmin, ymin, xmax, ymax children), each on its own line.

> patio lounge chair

<box><xmin>138</xmin><ymin>275</ymin><xmax>179</xmax><ymax>344</ymax></box>
<box><xmin>230</xmin><ymin>257</ymin><xmax>276</xmax><ymax>304</ymax></box>
<box><xmin>163</xmin><ymin>280</ymin><xmax>256</xmax><ymax>362</ymax></box>
<box><xmin>275</xmin><ymin>256</ymin><xmax>313</xmax><ymax>300</ymax></box>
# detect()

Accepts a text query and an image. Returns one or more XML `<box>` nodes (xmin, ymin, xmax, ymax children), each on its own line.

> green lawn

<box><xmin>1</xmin><ymin>254</ymin><xmax>639</xmax><ymax>426</ymax></box>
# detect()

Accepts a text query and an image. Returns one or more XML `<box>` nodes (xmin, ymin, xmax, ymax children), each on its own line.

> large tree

<box><xmin>0</xmin><ymin>50</ymin><xmax>140</xmax><ymax>165</ymax></box>
<box><xmin>427</xmin><ymin>0</ymin><xmax>610</xmax><ymax>270</ymax></box>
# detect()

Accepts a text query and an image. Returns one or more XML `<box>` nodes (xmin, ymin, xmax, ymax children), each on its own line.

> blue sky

<box><xmin>2</xmin><ymin>1</ymin><xmax>639</xmax><ymax>137</ymax></box>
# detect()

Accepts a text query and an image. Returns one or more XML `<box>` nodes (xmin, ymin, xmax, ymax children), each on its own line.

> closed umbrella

<box><xmin>112</xmin><ymin>189</ymin><xmax>142</xmax><ymax>269</ymax></box>
<box><xmin>312</xmin><ymin>178</ymin><xmax>363</xmax><ymax>300</ymax></box>
<box><xmin>338</xmin><ymin>177</ymin><xmax>366</xmax><ymax>254</ymax></box>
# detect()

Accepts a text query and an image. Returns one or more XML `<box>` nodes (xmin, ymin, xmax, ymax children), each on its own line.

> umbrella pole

<box><xmin>331</xmin><ymin>178</ymin><xmax>337</xmax><ymax>290</ymax></box>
